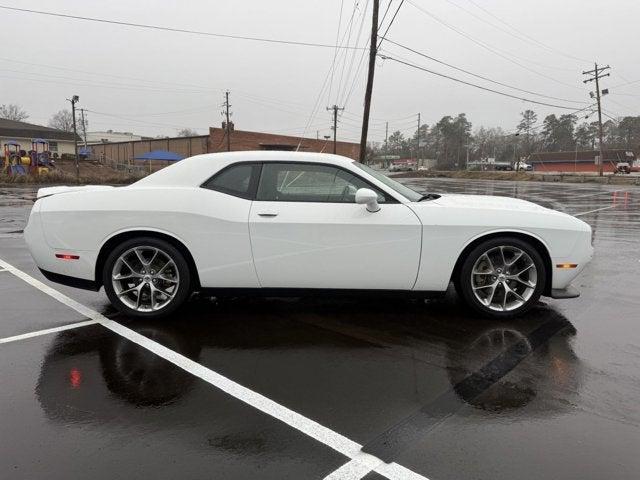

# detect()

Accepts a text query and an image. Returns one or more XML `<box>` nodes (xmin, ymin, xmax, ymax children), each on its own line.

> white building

<box><xmin>0</xmin><ymin>119</ymin><xmax>77</xmax><ymax>155</ymax></box>
<box><xmin>86</xmin><ymin>130</ymin><xmax>147</xmax><ymax>144</ymax></box>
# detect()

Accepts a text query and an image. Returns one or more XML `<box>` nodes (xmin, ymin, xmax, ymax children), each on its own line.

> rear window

<box><xmin>202</xmin><ymin>163</ymin><xmax>260</xmax><ymax>199</ymax></box>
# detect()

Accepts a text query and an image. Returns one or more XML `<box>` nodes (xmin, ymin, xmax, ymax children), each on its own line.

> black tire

<box><xmin>103</xmin><ymin>237</ymin><xmax>191</xmax><ymax>319</ymax></box>
<box><xmin>458</xmin><ymin>236</ymin><xmax>546</xmax><ymax>318</ymax></box>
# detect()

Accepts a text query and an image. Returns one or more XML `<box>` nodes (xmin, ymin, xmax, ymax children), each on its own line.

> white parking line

<box><xmin>0</xmin><ymin>257</ymin><xmax>428</xmax><ymax>480</ymax></box>
<box><xmin>0</xmin><ymin>320</ymin><xmax>100</xmax><ymax>344</ymax></box>
<box><xmin>574</xmin><ymin>205</ymin><xmax>615</xmax><ymax>216</ymax></box>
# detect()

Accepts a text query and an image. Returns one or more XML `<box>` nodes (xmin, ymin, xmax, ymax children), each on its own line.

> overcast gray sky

<box><xmin>1</xmin><ymin>0</ymin><xmax>639</xmax><ymax>143</ymax></box>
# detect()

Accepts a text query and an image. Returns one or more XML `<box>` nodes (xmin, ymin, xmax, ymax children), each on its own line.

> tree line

<box><xmin>369</xmin><ymin>109</ymin><xmax>640</xmax><ymax>168</ymax></box>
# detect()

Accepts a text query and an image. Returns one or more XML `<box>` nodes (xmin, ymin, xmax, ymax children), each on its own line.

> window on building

<box><xmin>48</xmin><ymin>141</ymin><xmax>58</xmax><ymax>152</ymax></box>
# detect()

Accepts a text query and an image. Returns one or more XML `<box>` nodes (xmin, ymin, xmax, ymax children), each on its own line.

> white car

<box><xmin>24</xmin><ymin>151</ymin><xmax>593</xmax><ymax>319</ymax></box>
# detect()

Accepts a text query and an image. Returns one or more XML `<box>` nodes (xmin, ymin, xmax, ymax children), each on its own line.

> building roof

<box><xmin>528</xmin><ymin>149</ymin><xmax>635</xmax><ymax>163</ymax></box>
<box><xmin>0</xmin><ymin>118</ymin><xmax>78</xmax><ymax>141</ymax></box>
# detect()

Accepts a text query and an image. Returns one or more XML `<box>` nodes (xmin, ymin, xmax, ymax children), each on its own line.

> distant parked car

<box><xmin>388</xmin><ymin>162</ymin><xmax>415</xmax><ymax>172</ymax></box>
<box><xmin>514</xmin><ymin>162</ymin><xmax>533</xmax><ymax>171</ymax></box>
<box><xmin>493</xmin><ymin>162</ymin><xmax>514</xmax><ymax>171</ymax></box>
<box><xmin>615</xmin><ymin>162</ymin><xmax>631</xmax><ymax>174</ymax></box>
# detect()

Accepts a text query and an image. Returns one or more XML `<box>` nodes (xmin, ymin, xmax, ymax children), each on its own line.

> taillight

<box><xmin>55</xmin><ymin>254</ymin><xmax>80</xmax><ymax>260</ymax></box>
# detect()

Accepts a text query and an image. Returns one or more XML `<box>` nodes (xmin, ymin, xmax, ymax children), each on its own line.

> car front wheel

<box><xmin>103</xmin><ymin>237</ymin><xmax>191</xmax><ymax>318</ymax></box>
<box><xmin>458</xmin><ymin>237</ymin><xmax>546</xmax><ymax>318</ymax></box>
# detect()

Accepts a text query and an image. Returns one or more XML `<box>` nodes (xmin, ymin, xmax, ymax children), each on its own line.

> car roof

<box><xmin>133</xmin><ymin>151</ymin><xmax>356</xmax><ymax>187</ymax></box>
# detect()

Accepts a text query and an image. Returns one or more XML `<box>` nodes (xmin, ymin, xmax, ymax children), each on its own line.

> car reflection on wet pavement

<box><xmin>1</xmin><ymin>178</ymin><xmax>639</xmax><ymax>479</ymax></box>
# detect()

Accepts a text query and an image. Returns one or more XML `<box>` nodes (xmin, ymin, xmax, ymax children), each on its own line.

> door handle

<box><xmin>258</xmin><ymin>212</ymin><xmax>279</xmax><ymax>217</ymax></box>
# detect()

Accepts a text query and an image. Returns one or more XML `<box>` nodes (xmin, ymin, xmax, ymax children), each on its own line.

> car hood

<box><xmin>429</xmin><ymin>194</ymin><xmax>552</xmax><ymax>213</ymax></box>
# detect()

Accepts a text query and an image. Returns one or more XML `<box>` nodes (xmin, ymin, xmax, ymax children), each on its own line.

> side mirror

<box><xmin>355</xmin><ymin>188</ymin><xmax>380</xmax><ymax>212</ymax></box>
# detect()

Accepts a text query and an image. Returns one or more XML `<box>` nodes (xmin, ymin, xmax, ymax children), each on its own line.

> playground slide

<box><xmin>9</xmin><ymin>165</ymin><xmax>27</xmax><ymax>175</ymax></box>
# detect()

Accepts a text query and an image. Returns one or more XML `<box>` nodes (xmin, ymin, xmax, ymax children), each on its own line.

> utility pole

<box><xmin>68</xmin><ymin>95</ymin><xmax>80</xmax><ymax>182</ymax></box>
<box><xmin>79</xmin><ymin>108</ymin><xmax>88</xmax><ymax>149</ymax></box>
<box><xmin>327</xmin><ymin>105</ymin><xmax>344</xmax><ymax>154</ymax></box>
<box><xmin>583</xmin><ymin>64</ymin><xmax>610</xmax><ymax>176</ymax></box>
<box><xmin>222</xmin><ymin>91</ymin><xmax>232</xmax><ymax>152</ymax></box>
<box><xmin>359</xmin><ymin>0</ymin><xmax>380</xmax><ymax>162</ymax></box>
<box><xmin>416</xmin><ymin>113</ymin><xmax>421</xmax><ymax>165</ymax></box>
<box><xmin>384</xmin><ymin>121</ymin><xmax>389</xmax><ymax>153</ymax></box>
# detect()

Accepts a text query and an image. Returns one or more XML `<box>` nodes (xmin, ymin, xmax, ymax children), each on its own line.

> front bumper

<box><xmin>549</xmin><ymin>285</ymin><xmax>580</xmax><ymax>299</ymax></box>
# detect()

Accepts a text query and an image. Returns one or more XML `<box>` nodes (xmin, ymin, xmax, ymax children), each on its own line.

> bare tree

<box><xmin>48</xmin><ymin>110</ymin><xmax>74</xmax><ymax>132</ymax></box>
<box><xmin>176</xmin><ymin>128</ymin><xmax>198</xmax><ymax>137</ymax></box>
<box><xmin>0</xmin><ymin>104</ymin><xmax>29</xmax><ymax>121</ymax></box>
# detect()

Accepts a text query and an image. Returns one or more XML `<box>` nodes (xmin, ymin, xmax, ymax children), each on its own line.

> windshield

<box><xmin>353</xmin><ymin>162</ymin><xmax>423</xmax><ymax>202</ymax></box>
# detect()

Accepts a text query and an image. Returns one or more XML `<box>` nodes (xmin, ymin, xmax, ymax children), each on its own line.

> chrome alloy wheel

<box><xmin>111</xmin><ymin>246</ymin><xmax>180</xmax><ymax>312</ymax></box>
<box><xmin>470</xmin><ymin>245</ymin><xmax>538</xmax><ymax>312</ymax></box>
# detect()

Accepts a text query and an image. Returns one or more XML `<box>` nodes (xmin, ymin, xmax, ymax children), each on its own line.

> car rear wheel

<box><xmin>458</xmin><ymin>237</ymin><xmax>546</xmax><ymax>318</ymax></box>
<box><xmin>103</xmin><ymin>237</ymin><xmax>191</xmax><ymax>318</ymax></box>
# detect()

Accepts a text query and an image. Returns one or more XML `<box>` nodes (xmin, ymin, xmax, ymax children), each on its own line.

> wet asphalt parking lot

<box><xmin>0</xmin><ymin>178</ymin><xmax>639</xmax><ymax>480</ymax></box>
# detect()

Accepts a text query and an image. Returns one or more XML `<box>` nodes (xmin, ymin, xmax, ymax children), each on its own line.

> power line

<box><xmin>329</xmin><ymin>1</ymin><xmax>363</xmax><ymax>108</ymax></box>
<box><xmin>297</xmin><ymin>1</ymin><xmax>370</xmax><ymax>145</ymax></box>
<box><xmin>611</xmin><ymin>77</ymin><xmax>640</xmax><ymax>89</ymax></box>
<box><xmin>85</xmin><ymin>109</ymin><xmax>203</xmax><ymax>131</ymax></box>
<box><xmin>377</xmin><ymin>0</ymin><xmax>404</xmax><ymax>48</ymax></box>
<box><xmin>327</xmin><ymin>0</ymin><xmax>346</xmax><ymax>105</ymax></box>
<box><xmin>341</xmin><ymin>38</ymin><xmax>370</xmax><ymax>107</ymax></box>
<box><xmin>0</xmin><ymin>67</ymin><xmax>206</xmax><ymax>94</ymax></box>
<box><xmin>0</xmin><ymin>72</ymin><xmax>206</xmax><ymax>95</ymax></box>
<box><xmin>379</xmin><ymin>54</ymin><xmax>585</xmax><ymax>110</ymax></box>
<box><xmin>0</xmin><ymin>57</ymin><xmax>212</xmax><ymax>91</ymax></box>
<box><xmin>0</xmin><ymin>5</ymin><xmax>366</xmax><ymax>50</ymax></box>
<box><xmin>405</xmin><ymin>0</ymin><xmax>583</xmax><ymax>90</ymax></box>
<box><xmin>337</xmin><ymin>0</ymin><xmax>370</xmax><ymax>104</ymax></box>
<box><xmin>382</xmin><ymin>38</ymin><xmax>587</xmax><ymax>104</ymax></box>
<box><xmin>459</xmin><ymin>0</ymin><xmax>592</xmax><ymax>64</ymax></box>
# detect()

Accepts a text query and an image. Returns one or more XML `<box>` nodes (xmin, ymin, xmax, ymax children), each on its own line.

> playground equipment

<box><xmin>1</xmin><ymin>139</ymin><xmax>57</xmax><ymax>176</ymax></box>
<box><xmin>2</xmin><ymin>141</ymin><xmax>29</xmax><ymax>176</ymax></box>
<box><xmin>30</xmin><ymin>138</ymin><xmax>55</xmax><ymax>174</ymax></box>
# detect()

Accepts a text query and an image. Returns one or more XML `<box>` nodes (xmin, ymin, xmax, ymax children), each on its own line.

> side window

<box><xmin>202</xmin><ymin>163</ymin><xmax>259</xmax><ymax>199</ymax></box>
<box><xmin>256</xmin><ymin>163</ymin><xmax>386</xmax><ymax>203</ymax></box>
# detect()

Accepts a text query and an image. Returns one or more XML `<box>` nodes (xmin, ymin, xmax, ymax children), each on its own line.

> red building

<box><xmin>90</xmin><ymin>125</ymin><xmax>361</xmax><ymax>166</ymax></box>
<box><xmin>528</xmin><ymin>149</ymin><xmax>636</xmax><ymax>173</ymax></box>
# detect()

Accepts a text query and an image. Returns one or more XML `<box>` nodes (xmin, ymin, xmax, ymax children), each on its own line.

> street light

<box><xmin>67</xmin><ymin>95</ymin><xmax>80</xmax><ymax>182</ymax></box>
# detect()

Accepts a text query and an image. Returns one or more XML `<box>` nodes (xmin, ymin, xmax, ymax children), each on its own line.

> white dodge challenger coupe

<box><xmin>24</xmin><ymin>151</ymin><xmax>593</xmax><ymax>319</ymax></box>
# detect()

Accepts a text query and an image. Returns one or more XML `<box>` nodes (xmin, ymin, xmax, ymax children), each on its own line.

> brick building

<box><xmin>528</xmin><ymin>149</ymin><xmax>636</xmax><ymax>173</ymax></box>
<box><xmin>90</xmin><ymin>125</ymin><xmax>360</xmax><ymax>167</ymax></box>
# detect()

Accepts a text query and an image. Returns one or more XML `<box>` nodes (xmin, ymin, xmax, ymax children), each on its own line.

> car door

<box><xmin>248</xmin><ymin>161</ymin><xmax>422</xmax><ymax>290</ymax></box>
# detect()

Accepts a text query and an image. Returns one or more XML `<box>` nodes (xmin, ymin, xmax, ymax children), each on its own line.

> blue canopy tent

<box><xmin>134</xmin><ymin>150</ymin><xmax>185</xmax><ymax>172</ymax></box>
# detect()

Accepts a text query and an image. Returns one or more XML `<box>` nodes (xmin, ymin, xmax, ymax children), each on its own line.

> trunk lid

<box><xmin>36</xmin><ymin>185</ymin><xmax>115</xmax><ymax>199</ymax></box>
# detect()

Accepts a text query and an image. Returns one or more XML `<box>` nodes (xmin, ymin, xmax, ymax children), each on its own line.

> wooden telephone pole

<box><xmin>327</xmin><ymin>105</ymin><xmax>344</xmax><ymax>154</ymax></box>
<box><xmin>223</xmin><ymin>91</ymin><xmax>232</xmax><ymax>152</ymax></box>
<box><xmin>359</xmin><ymin>0</ymin><xmax>379</xmax><ymax>162</ymax></box>
<box><xmin>583</xmin><ymin>64</ymin><xmax>610</xmax><ymax>177</ymax></box>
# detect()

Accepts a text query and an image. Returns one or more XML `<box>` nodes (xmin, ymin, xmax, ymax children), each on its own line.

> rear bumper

<box><xmin>25</xmin><ymin>201</ymin><xmax>97</xmax><ymax>283</ymax></box>
<box><xmin>548</xmin><ymin>285</ymin><xmax>580</xmax><ymax>299</ymax></box>
<box><xmin>39</xmin><ymin>268</ymin><xmax>99</xmax><ymax>291</ymax></box>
